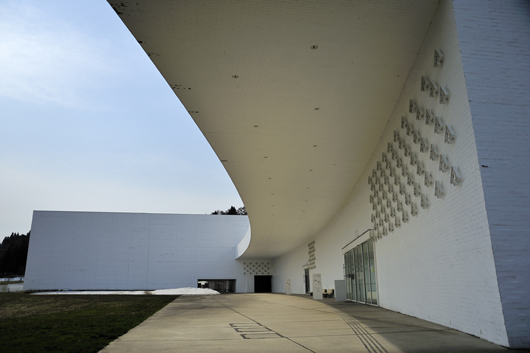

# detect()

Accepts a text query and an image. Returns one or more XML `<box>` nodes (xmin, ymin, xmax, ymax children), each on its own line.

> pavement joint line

<box><xmin>221</xmin><ymin>295</ymin><xmax>389</xmax><ymax>353</ymax></box>
<box><xmin>230</xmin><ymin>322</ymin><xmax>274</xmax><ymax>334</ymax></box>
<box><xmin>288</xmin><ymin>333</ymin><xmax>387</xmax><ymax>338</ymax></box>
<box><xmin>367</xmin><ymin>329</ymin><xmax>459</xmax><ymax>336</ymax></box>
<box><xmin>343</xmin><ymin>317</ymin><xmax>388</xmax><ymax>353</ymax></box>
<box><xmin>249</xmin><ymin>296</ymin><xmax>388</xmax><ymax>353</ymax></box>
<box><xmin>212</xmin><ymin>296</ymin><xmax>317</xmax><ymax>352</ymax></box>
<box><xmin>286</xmin><ymin>328</ymin><xmax>448</xmax><ymax>338</ymax></box>
<box><xmin>350</xmin><ymin>318</ymin><xmax>450</xmax><ymax>331</ymax></box>
<box><xmin>235</xmin><ymin>328</ymin><xmax>273</xmax><ymax>332</ymax></box>
<box><xmin>325</xmin><ymin>303</ymin><xmax>455</xmax><ymax>332</ymax></box>
<box><xmin>241</xmin><ymin>333</ymin><xmax>284</xmax><ymax>339</ymax></box>
<box><xmin>326</xmin><ymin>306</ymin><xmax>389</xmax><ymax>353</ymax></box>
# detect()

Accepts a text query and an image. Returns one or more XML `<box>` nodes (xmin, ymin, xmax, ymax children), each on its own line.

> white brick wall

<box><xmin>25</xmin><ymin>211</ymin><xmax>270</xmax><ymax>293</ymax></box>
<box><xmin>453</xmin><ymin>0</ymin><xmax>530</xmax><ymax>348</ymax></box>
<box><xmin>273</xmin><ymin>0</ymin><xmax>513</xmax><ymax>346</ymax></box>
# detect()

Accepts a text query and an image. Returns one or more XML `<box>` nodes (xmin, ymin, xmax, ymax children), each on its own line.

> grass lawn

<box><xmin>0</xmin><ymin>292</ymin><xmax>179</xmax><ymax>353</ymax></box>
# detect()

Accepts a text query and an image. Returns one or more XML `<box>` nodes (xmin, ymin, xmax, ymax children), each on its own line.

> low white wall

<box><xmin>0</xmin><ymin>282</ymin><xmax>24</xmax><ymax>293</ymax></box>
<box><xmin>25</xmin><ymin>211</ymin><xmax>270</xmax><ymax>293</ymax></box>
<box><xmin>273</xmin><ymin>0</ymin><xmax>509</xmax><ymax>347</ymax></box>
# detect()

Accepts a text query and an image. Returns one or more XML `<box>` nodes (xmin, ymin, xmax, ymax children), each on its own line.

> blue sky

<box><xmin>0</xmin><ymin>0</ymin><xmax>243</xmax><ymax>239</ymax></box>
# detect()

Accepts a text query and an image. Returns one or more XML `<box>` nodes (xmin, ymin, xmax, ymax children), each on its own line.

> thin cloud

<box><xmin>0</xmin><ymin>1</ymin><xmax>243</xmax><ymax>240</ymax></box>
<box><xmin>0</xmin><ymin>2</ymin><xmax>120</xmax><ymax>109</ymax></box>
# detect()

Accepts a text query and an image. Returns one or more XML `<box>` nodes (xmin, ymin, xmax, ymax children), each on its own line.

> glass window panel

<box><xmin>348</xmin><ymin>250</ymin><xmax>354</xmax><ymax>301</ymax></box>
<box><xmin>355</xmin><ymin>247</ymin><xmax>365</xmax><ymax>302</ymax></box>
<box><xmin>363</xmin><ymin>242</ymin><xmax>371</xmax><ymax>304</ymax></box>
<box><xmin>368</xmin><ymin>240</ymin><xmax>377</xmax><ymax>304</ymax></box>
<box><xmin>344</xmin><ymin>252</ymin><xmax>352</xmax><ymax>300</ymax></box>
<box><xmin>345</xmin><ymin>250</ymin><xmax>356</xmax><ymax>301</ymax></box>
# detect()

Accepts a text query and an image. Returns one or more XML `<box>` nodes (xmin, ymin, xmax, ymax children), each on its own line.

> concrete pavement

<box><xmin>100</xmin><ymin>294</ymin><xmax>521</xmax><ymax>353</ymax></box>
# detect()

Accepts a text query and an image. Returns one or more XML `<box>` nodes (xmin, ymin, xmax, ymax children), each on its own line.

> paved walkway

<box><xmin>100</xmin><ymin>294</ymin><xmax>516</xmax><ymax>353</ymax></box>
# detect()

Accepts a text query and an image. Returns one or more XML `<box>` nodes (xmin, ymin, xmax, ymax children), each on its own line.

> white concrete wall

<box><xmin>453</xmin><ymin>0</ymin><xmax>530</xmax><ymax>348</ymax></box>
<box><xmin>272</xmin><ymin>244</ymin><xmax>309</xmax><ymax>294</ymax></box>
<box><xmin>25</xmin><ymin>211</ymin><xmax>270</xmax><ymax>293</ymax></box>
<box><xmin>273</xmin><ymin>0</ymin><xmax>511</xmax><ymax>346</ymax></box>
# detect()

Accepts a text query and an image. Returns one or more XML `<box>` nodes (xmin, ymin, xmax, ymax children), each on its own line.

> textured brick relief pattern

<box><xmin>242</xmin><ymin>261</ymin><xmax>271</xmax><ymax>275</ymax></box>
<box><xmin>368</xmin><ymin>49</ymin><xmax>464</xmax><ymax>241</ymax></box>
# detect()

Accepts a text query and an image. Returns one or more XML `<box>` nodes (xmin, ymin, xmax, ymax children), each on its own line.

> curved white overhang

<box><xmin>111</xmin><ymin>0</ymin><xmax>439</xmax><ymax>258</ymax></box>
<box><xmin>236</xmin><ymin>224</ymin><xmax>252</xmax><ymax>259</ymax></box>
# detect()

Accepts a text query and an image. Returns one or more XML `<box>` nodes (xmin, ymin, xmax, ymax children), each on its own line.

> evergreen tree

<box><xmin>0</xmin><ymin>231</ymin><xmax>30</xmax><ymax>277</ymax></box>
<box><xmin>225</xmin><ymin>206</ymin><xmax>238</xmax><ymax>215</ymax></box>
<box><xmin>211</xmin><ymin>206</ymin><xmax>247</xmax><ymax>215</ymax></box>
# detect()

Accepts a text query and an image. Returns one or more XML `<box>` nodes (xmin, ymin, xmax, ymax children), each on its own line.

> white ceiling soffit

<box><xmin>110</xmin><ymin>0</ymin><xmax>439</xmax><ymax>258</ymax></box>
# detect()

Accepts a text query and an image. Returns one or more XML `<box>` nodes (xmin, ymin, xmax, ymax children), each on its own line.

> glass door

<box><xmin>345</xmin><ymin>250</ymin><xmax>355</xmax><ymax>300</ymax></box>
<box><xmin>368</xmin><ymin>240</ymin><xmax>377</xmax><ymax>305</ymax></box>
<box><xmin>343</xmin><ymin>239</ymin><xmax>377</xmax><ymax>305</ymax></box>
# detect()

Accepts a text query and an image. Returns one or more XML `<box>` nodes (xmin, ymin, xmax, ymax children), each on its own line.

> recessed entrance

<box><xmin>197</xmin><ymin>279</ymin><xmax>236</xmax><ymax>293</ymax></box>
<box><xmin>254</xmin><ymin>275</ymin><xmax>272</xmax><ymax>293</ymax></box>
<box><xmin>304</xmin><ymin>268</ymin><xmax>310</xmax><ymax>294</ymax></box>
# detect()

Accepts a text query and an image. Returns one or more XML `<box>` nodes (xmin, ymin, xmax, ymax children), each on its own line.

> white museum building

<box><xmin>24</xmin><ymin>0</ymin><xmax>529</xmax><ymax>348</ymax></box>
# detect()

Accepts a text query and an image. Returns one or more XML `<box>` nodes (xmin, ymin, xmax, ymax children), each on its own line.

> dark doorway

<box><xmin>197</xmin><ymin>279</ymin><xmax>236</xmax><ymax>293</ymax></box>
<box><xmin>254</xmin><ymin>275</ymin><xmax>272</xmax><ymax>293</ymax></box>
<box><xmin>304</xmin><ymin>268</ymin><xmax>310</xmax><ymax>294</ymax></box>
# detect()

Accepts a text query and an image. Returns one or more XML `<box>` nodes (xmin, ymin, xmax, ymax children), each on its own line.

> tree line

<box><xmin>0</xmin><ymin>232</ymin><xmax>30</xmax><ymax>278</ymax></box>
<box><xmin>211</xmin><ymin>206</ymin><xmax>247</xmax><ymax>215</ymax></box>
